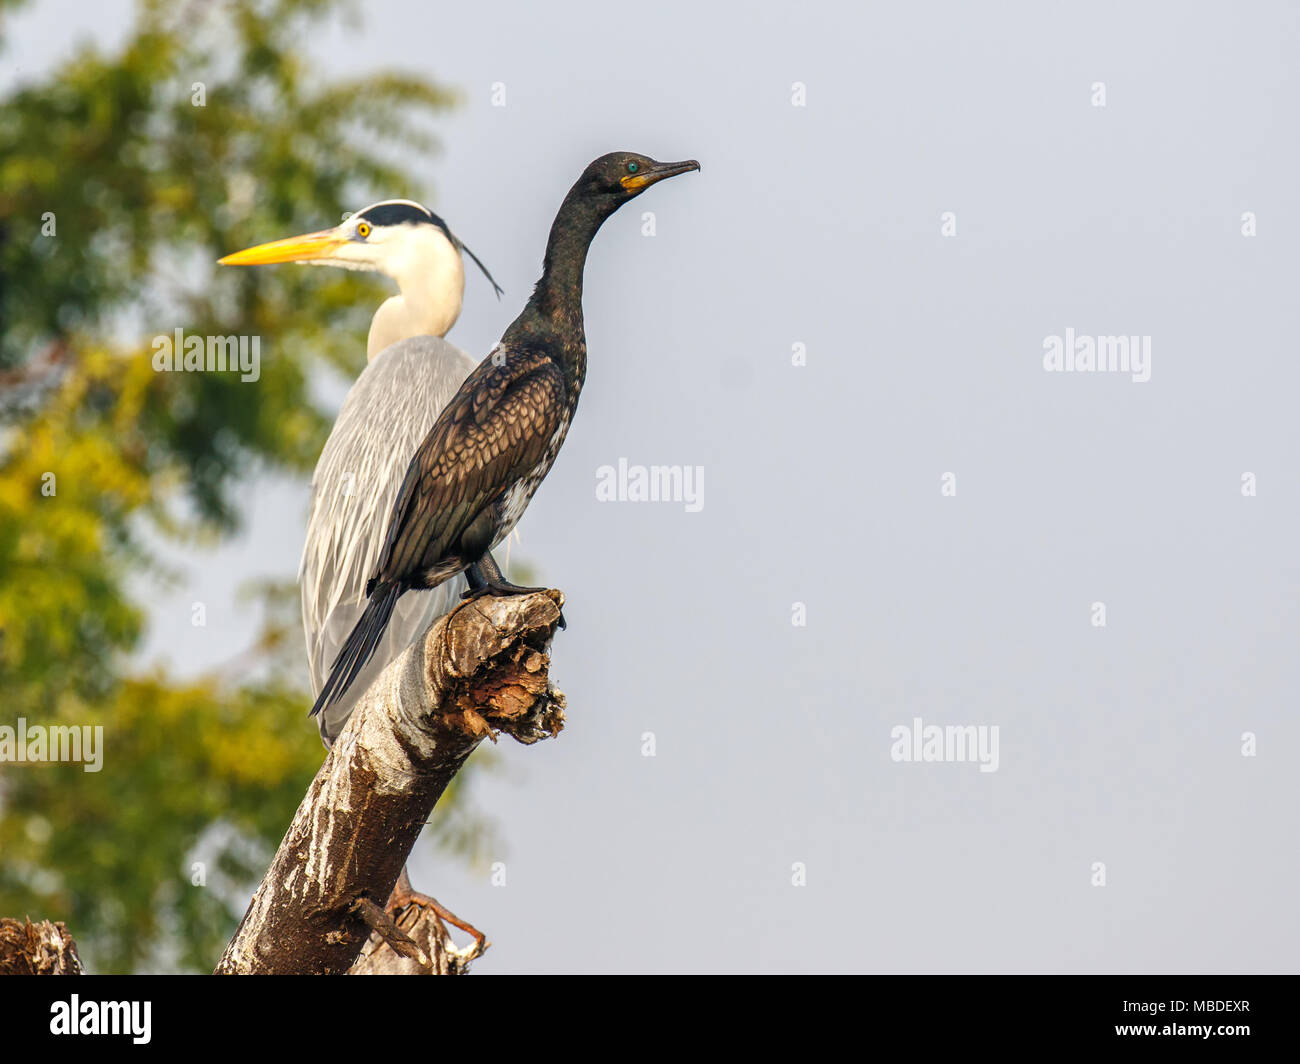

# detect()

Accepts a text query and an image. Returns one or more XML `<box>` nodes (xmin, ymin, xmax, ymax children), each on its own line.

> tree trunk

<box><xmin>215</xmin><ymin>591</ymin><xmax>565</xmax><ymax>975</ymax></box>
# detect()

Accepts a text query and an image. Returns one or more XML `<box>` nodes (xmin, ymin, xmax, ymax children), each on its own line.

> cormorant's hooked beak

<box><xmin>217</xmin><ymin>227</ymin><xmax>347</xmax><ymax>266</ymax></box>
<box><xmin>620</xmin><ymin>158</ymin><xmax>701</xmax><ymax>192</ymax></box>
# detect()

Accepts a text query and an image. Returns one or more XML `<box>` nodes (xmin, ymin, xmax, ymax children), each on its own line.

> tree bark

<box><xmin>215</xmin><ymin>591</ymin><xmax>566</xmax><ymax>975</ymax></box>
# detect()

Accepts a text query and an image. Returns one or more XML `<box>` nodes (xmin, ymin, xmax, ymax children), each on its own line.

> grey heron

<box><xmin>219</xmin><ymin>199</ymin><xmax>502</xmax><ymax>745</ymax></box>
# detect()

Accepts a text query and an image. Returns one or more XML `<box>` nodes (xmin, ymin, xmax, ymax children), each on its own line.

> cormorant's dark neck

<box><xmin>516</xmin><ymin>185</ymin><xmax>620</xmax><ymax>349</ymax></box>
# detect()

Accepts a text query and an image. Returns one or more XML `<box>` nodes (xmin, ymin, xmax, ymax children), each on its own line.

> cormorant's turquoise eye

<box><xmin>627</xmin><ymin>162</ymin><xmax>638</xmax><ymax>174</ymax></box>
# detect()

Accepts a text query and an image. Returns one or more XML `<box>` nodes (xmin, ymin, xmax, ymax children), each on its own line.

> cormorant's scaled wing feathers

<box><xmin>377</xmin><ymin>350</ymin><xmax>567</xmax><ymax>581</ymax></box>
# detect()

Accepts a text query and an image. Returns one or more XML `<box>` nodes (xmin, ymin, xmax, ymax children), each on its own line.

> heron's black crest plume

<box><xmin>355</xmin><ymin>200</ymin><xmax>502</xmax><ymax>297</ymax></box>
<box><xmin>457</xmin><ymin>238</ymin><xmax>504</xmax><ymax>299</ymax></box>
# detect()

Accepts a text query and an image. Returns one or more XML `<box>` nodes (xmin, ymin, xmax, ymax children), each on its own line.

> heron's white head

<box><xmin>219</xmin><ymin>199</ymin><xmax>501</xmax><ymax>360</ymax></box>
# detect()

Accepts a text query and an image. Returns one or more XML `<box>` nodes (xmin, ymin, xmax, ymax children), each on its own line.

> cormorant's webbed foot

<box><xmin>461</xmin><ymin>553</ymin><xmax>566</xmax><ymax>628</ymax></box>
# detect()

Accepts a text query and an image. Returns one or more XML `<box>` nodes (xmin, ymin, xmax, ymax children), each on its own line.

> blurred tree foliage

<box><xmin>0</xmin><ymin>0</ymin><xmax>495</xmax><ymax>972</ymax></box>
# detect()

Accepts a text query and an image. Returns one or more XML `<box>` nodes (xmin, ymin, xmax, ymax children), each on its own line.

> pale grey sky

<box><xmin>8</xmin><ymin>0</ymin><xmax>1299</xmax><ymax>972</ymax></box>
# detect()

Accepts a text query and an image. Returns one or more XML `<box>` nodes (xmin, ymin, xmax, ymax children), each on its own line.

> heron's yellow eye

<box><xmin>356</xmin><ymin>221</ymin><xmax>371</xmax><ymax>238</ymax></box>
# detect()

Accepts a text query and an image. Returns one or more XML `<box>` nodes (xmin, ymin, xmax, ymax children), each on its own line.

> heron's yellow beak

<box><xmin>217</xmin><ymin>228</ymin><xmax>346</xmax><ymax>266</ymax></box>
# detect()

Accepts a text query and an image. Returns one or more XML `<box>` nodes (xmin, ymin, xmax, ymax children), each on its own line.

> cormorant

<box><xmin>311</xmin><ymin>152</ymin><xmax>699</xmax><ymax>719</ymax></box>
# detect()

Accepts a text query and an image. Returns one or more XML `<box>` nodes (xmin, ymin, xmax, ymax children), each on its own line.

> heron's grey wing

<box><xmin>299</xmin><ymin>336</ymin><xmax>476</xmax><ymax>741</ymax></box>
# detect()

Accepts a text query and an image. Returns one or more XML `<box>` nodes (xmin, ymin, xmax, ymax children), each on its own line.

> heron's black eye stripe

<box><xmin>352</xmin><ymin>202</ymin><xmax>455</xmax><ymax>244</ymax></box>
<box><xmin>357</xmin><ymin>203</ymin><xmax>436</xmax><ymax>228</ymax></box>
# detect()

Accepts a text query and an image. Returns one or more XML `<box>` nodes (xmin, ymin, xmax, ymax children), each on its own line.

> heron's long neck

<box><xmin>365</xmin><ymin>234</ymin><xmax>466</xmax><ymax>360</ymax></box>
<box><xmin>366</xmin><ymin>294</ymin><xmax>454</xmax><ymax>359</ymax></box>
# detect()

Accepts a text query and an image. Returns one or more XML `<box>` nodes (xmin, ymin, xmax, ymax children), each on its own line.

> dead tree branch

<box><xmin>0</xmin><ymin>918</ymin><xmax>83</xmax><ymax>975</ymax></box>
<box><xmin>215</xmin><ymin>590</ymin><xmax>566</xmax><ymax>975</ymax></box>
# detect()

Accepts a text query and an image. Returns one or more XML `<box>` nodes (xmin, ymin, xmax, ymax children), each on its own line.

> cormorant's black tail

<box><xmin>310</xmin><ymin>580</ymin><xmax>403</xmax><ymax>719</ymax></box>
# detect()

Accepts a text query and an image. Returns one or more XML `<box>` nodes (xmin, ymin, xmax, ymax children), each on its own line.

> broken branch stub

<box><xmin>0</xmin><ymin>918</ymin><xmax>83</xmax><ymax>975</ymax></box>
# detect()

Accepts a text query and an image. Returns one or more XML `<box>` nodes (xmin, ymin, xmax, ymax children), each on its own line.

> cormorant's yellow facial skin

<box><xmin>617</xmin><ymin>157</ymin><xmax>699</xmax><ymax>192</ymax></box>
<box><xmin>619</xmin><ymin>172</ymin><xmax>654</xmax><ymax>191</ymax></box>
